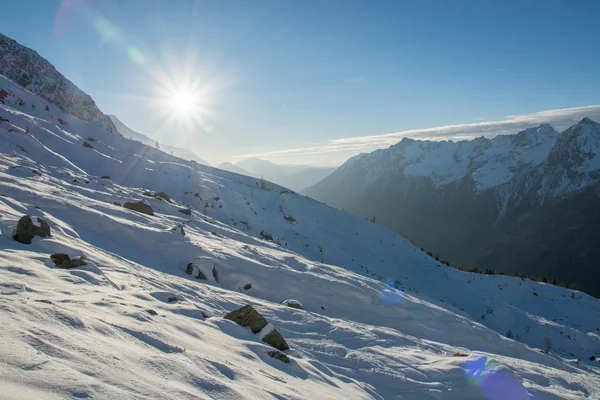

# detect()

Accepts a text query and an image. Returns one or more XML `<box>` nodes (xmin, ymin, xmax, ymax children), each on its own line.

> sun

<box><xmin>170</xmin><ymin>90</ymin><xmax>195</xmax><ymax>113</ymax></box>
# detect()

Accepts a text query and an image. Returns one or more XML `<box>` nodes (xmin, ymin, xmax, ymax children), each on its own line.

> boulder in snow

<box><xmin>155</xmin><ymin>191</ymin><xmax>172</xmax><ymax>203</ymax></box>
<box><xmin>82</xmin><ymin>141</ymin><xmax>93</xmax><ymax>149</ymax></box>
<box><xmin>224</xmin><ymin>305</ymin><xmax>289</xmax><ymax>351</ymax></box>
<box><xmin>13</xmin><ymin>215</ymin><xmax>51</xmax><ymax>244</ymax></box>
<box><xmin>282</xmin><ymin>299</ymin><xmax>304</xmax><ymax>310</ymax></box>
<box><xmin>123</xmin><ymin>201</ymin><xmax>154</xmax><ymax>216</ymax></box>
<box><xmin>178</xmin><ymin>208</ymin><xmax>192</xmax><ymax>215</ymax></box>
<box><xmin>50</xmin><ymin>253</ymin><xmax>87</xmax><ymax>268</ymax></box>
<box><xmin>100</xmin><ymin>175</ymin><xmax>111</xmax><ymax>180</ymax></box>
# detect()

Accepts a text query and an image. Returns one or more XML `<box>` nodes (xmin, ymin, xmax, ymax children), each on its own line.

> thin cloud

<box><xmin>233</xmin><ymin>105</ymin><xmax>600</xmax><ymax>160</ymax></box>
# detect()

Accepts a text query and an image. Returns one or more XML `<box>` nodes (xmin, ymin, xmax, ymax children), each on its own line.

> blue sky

<box><xmin>3</xmin><ymin>0</ymin><xmax>600</xmax><ymax>165</ymax></box>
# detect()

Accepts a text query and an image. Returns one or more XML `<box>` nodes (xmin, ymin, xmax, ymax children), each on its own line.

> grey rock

<box><xmin>224</xmin><ymin>305</ymin><xmax>290</xmax><ymax>351</ymax></box>
<box><xmin>123</xmin><ymin>201</ymin><xmax>154</xmax><ymax>215</ymax></box>
<box><xmin>13</xmin><ymin>215</ymin><xmax>51</xmax><ymax>244</ymax></box>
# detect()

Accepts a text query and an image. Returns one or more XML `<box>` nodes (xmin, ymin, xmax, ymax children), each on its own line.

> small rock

<box><xmin>50</xmin><ymin>253</ymin><xmax>87</xmax><ymax>268</ymax></box>
<box><xmin>243</xmin><ymin>283</ymin><xmax>252</xmax><ymax>290</ymax></box>
<box><xmin>321</xmin><ymin>306</ymin><xmax>326</xmax><ymax>310</ymax></box>
<box><xmin>87</xmin><ymin>137</ymin><xmax>96</xmax><ymax>142</ymax></box>
<box><xmin>100</xmin><ymin>175</ymin><xmax>111</xmax><ymax>180</ymax></box>
<box><xmin>113</xmin><ymin>201</ymin><xmax>121</xmax><ymax>206</ymax></box>
<box><xmin>186</xmin><ymin>263</ymin><xmax>208</xmax><ymax>280</ymax></box>
<box><xmin>167</xmin><ymin>297</ymin><xmax>178</xmax><ymax>303</ymax></box>
<box><xmin>146</xmin><ymin>309</ymin><xmax>158</xmax><ymax>316</ymax></box>
<box><xmin>212</xmin><ymin>265</ymin><xmax>219</xmax><ymax>283</ymax></box>
<box><xmin>123</xmin><ymin>201</ymin><xmax>154</xmax><ymax>216</ymax></box>
<box><xmin>282</xmin><ymin>299</ymin><xmax>304</xmax><ymax>310</ymax></box>
<box><xmin>178</xmin><ymin>208</ymin><xmax>192</xmax><ymax>215</ymax></box>
<box><xmin>155</xmin><ymin>191</ymin><xmax>171</xmax><ymax>203</ymax></box>
<box><xmin>185</xmin><ymin>264</ymin><xmax>194</xmax><ymax>275</ymax></box>
<box><xmin>591</xmin><ymin>355</ymin><xmax>597</xmax><ymax>361</ymax></box>
<box><xmin>83</xmin><ymin>141</ymin><xmax>93</xmax><ymax>149</ymax></box>
<box><xmin>267</xmin><ymin>351</ymin><xmax>289</xmax><ymax>363</ymax></box>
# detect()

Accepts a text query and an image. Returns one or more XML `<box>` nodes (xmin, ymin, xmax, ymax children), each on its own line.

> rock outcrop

<box><xmin>224</xmin><ymin>305</ymin><xmax>289</xmax><ymax>351</ymax></box>
<box><xmin>123</xmin><ymin>201</ymin><xmax>154</xmax><ymax>215</ymax></box>
<box><xmin>13</xmin><ymin>215</ymin><xmax>51</xmax><ymax>244</ymax></box>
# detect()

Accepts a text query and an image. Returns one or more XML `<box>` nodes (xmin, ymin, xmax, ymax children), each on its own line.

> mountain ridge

<box><xmin>305</xmin><ymin>119</ymin><xmax>600</xmax><ymax>296</ymax></box>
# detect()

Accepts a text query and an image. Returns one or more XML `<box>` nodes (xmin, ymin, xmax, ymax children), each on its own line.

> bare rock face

<box><xmin>13</xmin><ymin>215</ymin><xmax>51</xmax><ymax>244</ymax></box>
<box><xmin>224</xmin><ymin>305</ymin><xmax>290</xmax><ymax>351</ymax></box>
<box><xmin>123</xmin><ymin>201</ymin><xmax>154</xmax><ymax>215</ymax></box>
<box><xmin>50</xmin><ymin>253</ymin><xmax>87</xmax><ymax>268</ymax></box>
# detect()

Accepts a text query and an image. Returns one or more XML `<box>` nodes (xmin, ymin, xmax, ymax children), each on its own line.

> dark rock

<box><xmin>83</xmin><ymin>141</ymin><xmax>93</xmax><ymax>148</ymax></box>
<box><xmin>50</xmin><ymin>253</ymin><xmax>71</xmax><ymax>265</ymax></box>
<box><xmin>155</xmin><ymin>191</ymin><xmax>171</xmax><ymax>203</ymax></box>
<box><xmin>100</xmin><ymin>175</ymin><xmax>111</xmax><ymax>180</ymax></box>
<box><xmin>224</xmin><ymin>305</ymin><xmax>268</xmax><ymax>334</ymax></box>
<box><xmin>167</xmin><ymin>297</ymin><xmax>178</xmax><ymax>303</ymax></box>
<box><xmin>262</xmin><ymin>330</ymin><xmax>290</xmax><ymax>351</ymax></box>
<box><xmin>87</xmin><ymin>137</ymin><xmax>96</xmax><ymax>142</ymax></box>
<box><xmin>178</xmin><ymin>208</ymin><xmax>192</xmax><ymax>215</ymax></box>
<box><xmin>212</xmin><ymin>265</ymin><xmax>219</xmax><ymax>283</ymax></box>
<box><xmin>243</xmin><ymin>283</ymin><xmax>252</xmax><ymax>290</ymax></box>
<box><xmin>113</xmin><ymin>201</ymin><xmax>121</xmax><ymax>206</ymax></box>
<box><xmin>186</xmin><ymin>263</ymin><xmax>208</xmax><ymax>280</ymax></box>
<box><xmin>282</xmin><ymin>299</ymin><xmax>304</xmax><ymax>310</ymax></box>
<box><xmin>123</xmin><ymin>201</ymin><xmax>154</xmax><ymax>215</ymax></box>
<box><xmin>267</xmin><ymin>351</ymin><xmax>289</xmax><ymax>363</ymax></box>
<box><xmin>185</xmin><ymin>263</ymin><xmax>194</xmax><ymax>275</ymax></box>
<box><xmin>13</xmin><ymin>215</ymin><xmax>51</xmax><ymax>244</ymax></box>
<box><xmin>591</xmin><ymin>355</ymin><xmax>597</xmax><ymax>361</ymax></box>
<box><xmin>146</xmin><ymin>309</ymin><xmax>158</xmax><ymax>316</ymax></box>
<box><xmin>50</xmin><ymin>253</ymin><xmax>87</xmax><ymax>268</ymax></box>
<box><xmin>224</xmin><ymin>305</ymin><xmax>290</xmax><ymax>351</ymax></box>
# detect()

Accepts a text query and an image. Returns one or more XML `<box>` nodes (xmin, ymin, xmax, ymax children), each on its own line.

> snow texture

<box><xmin>0</xmin><ymin>74</ymin><xmax>599</xmax><ymax>399</ymax></box>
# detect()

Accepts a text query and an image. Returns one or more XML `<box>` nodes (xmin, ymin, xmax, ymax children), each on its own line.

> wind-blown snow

<box><xmin>1</xmin><ymin>74</ymin><xmax>599</xmax><ymax>399</ymax></box>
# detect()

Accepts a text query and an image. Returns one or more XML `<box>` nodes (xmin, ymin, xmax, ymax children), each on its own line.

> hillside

<box><xmin>109</xmin><ymin>115</ymin><xmax>210</xmax><ymax>166</ymax></box>
<box><xmin>1</xmin><ymin>71</ymin><xmax>600</xmax><ymax>399</ymax></box>
<box><xmin>304</xmin><ymin>122</ymin><xmax>600</xmax><ymax>297</ymax></box>
<box><xmin>0</xmin><ymin>33</ymin><xmax>115</xmax><ymax>133</ymax></box>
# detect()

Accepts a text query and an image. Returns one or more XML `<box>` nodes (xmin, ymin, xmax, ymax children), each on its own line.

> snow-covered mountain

<box><xmin>109</xmin><ymin>114</ymin><xmax>211</xmax><ymax>166</ymax></box>
<box><xmin>219</xmin><ymin>158</ymin><xmax>336</xmax><ymax>192</ymax></box>
<box><xmin>0</xmin><ymin>33</ymin><xmax>115</xmax><ymax>133</ymax></box>
<box><xmin>305</xmin><ymin>121</ymin><xmax>600</xmax><ymax>297</ymax></box>
<box><xmin>1</xmin><ymin>47</ymin><xmax>600</xmax><ymax>399</ymax></box>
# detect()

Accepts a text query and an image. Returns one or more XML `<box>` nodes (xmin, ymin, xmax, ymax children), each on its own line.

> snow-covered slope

<box><xmin>1</xmin><ymin>74</ymin><xmax>599</xmax><ymax>399</ymax></box>
<box><xmin>109</xmin><ymin>114</ymin><xmax>211</xmax><ymax>166</ymax></box>
<box><xmin>0</xmin><ymin>33</ymin><xmax>116</xmax><ymax>133</ymax></box>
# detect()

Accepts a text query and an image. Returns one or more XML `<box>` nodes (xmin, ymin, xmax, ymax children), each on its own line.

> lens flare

<box><xmin>380</xmin><ymin>279</ymin><xmax>405</xmax><ymax>305</ymax></box>
<box><xmin>463</xmin><ymin>355</ymin><xmax>529</xmax><ymax>400</ymax></box>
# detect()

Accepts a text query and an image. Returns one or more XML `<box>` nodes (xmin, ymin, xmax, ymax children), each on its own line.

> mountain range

<box><xmin>218</xmin><ymin>158</ymin><xmax>336</xmax><ymax>192</ymax></box>
<box><xmin>305</xmin><ymin>120</ymin><xmax>600</xmax><ymax>297</ymax></box>
<box><xmin>1</xmin><ymin>32</ymin><xmax>599</xmax><ymax>399</ymax></box>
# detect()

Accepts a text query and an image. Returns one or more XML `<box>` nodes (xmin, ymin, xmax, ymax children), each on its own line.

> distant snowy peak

<box><xmin>339</xmin><ymin>122</ymin><xmax>582</xmax><ymax>191</ymax></box>
<box><xmin>0</xmin><ymin>33</ymin><xmax>116</xmax><ymax>133</ymax></box>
